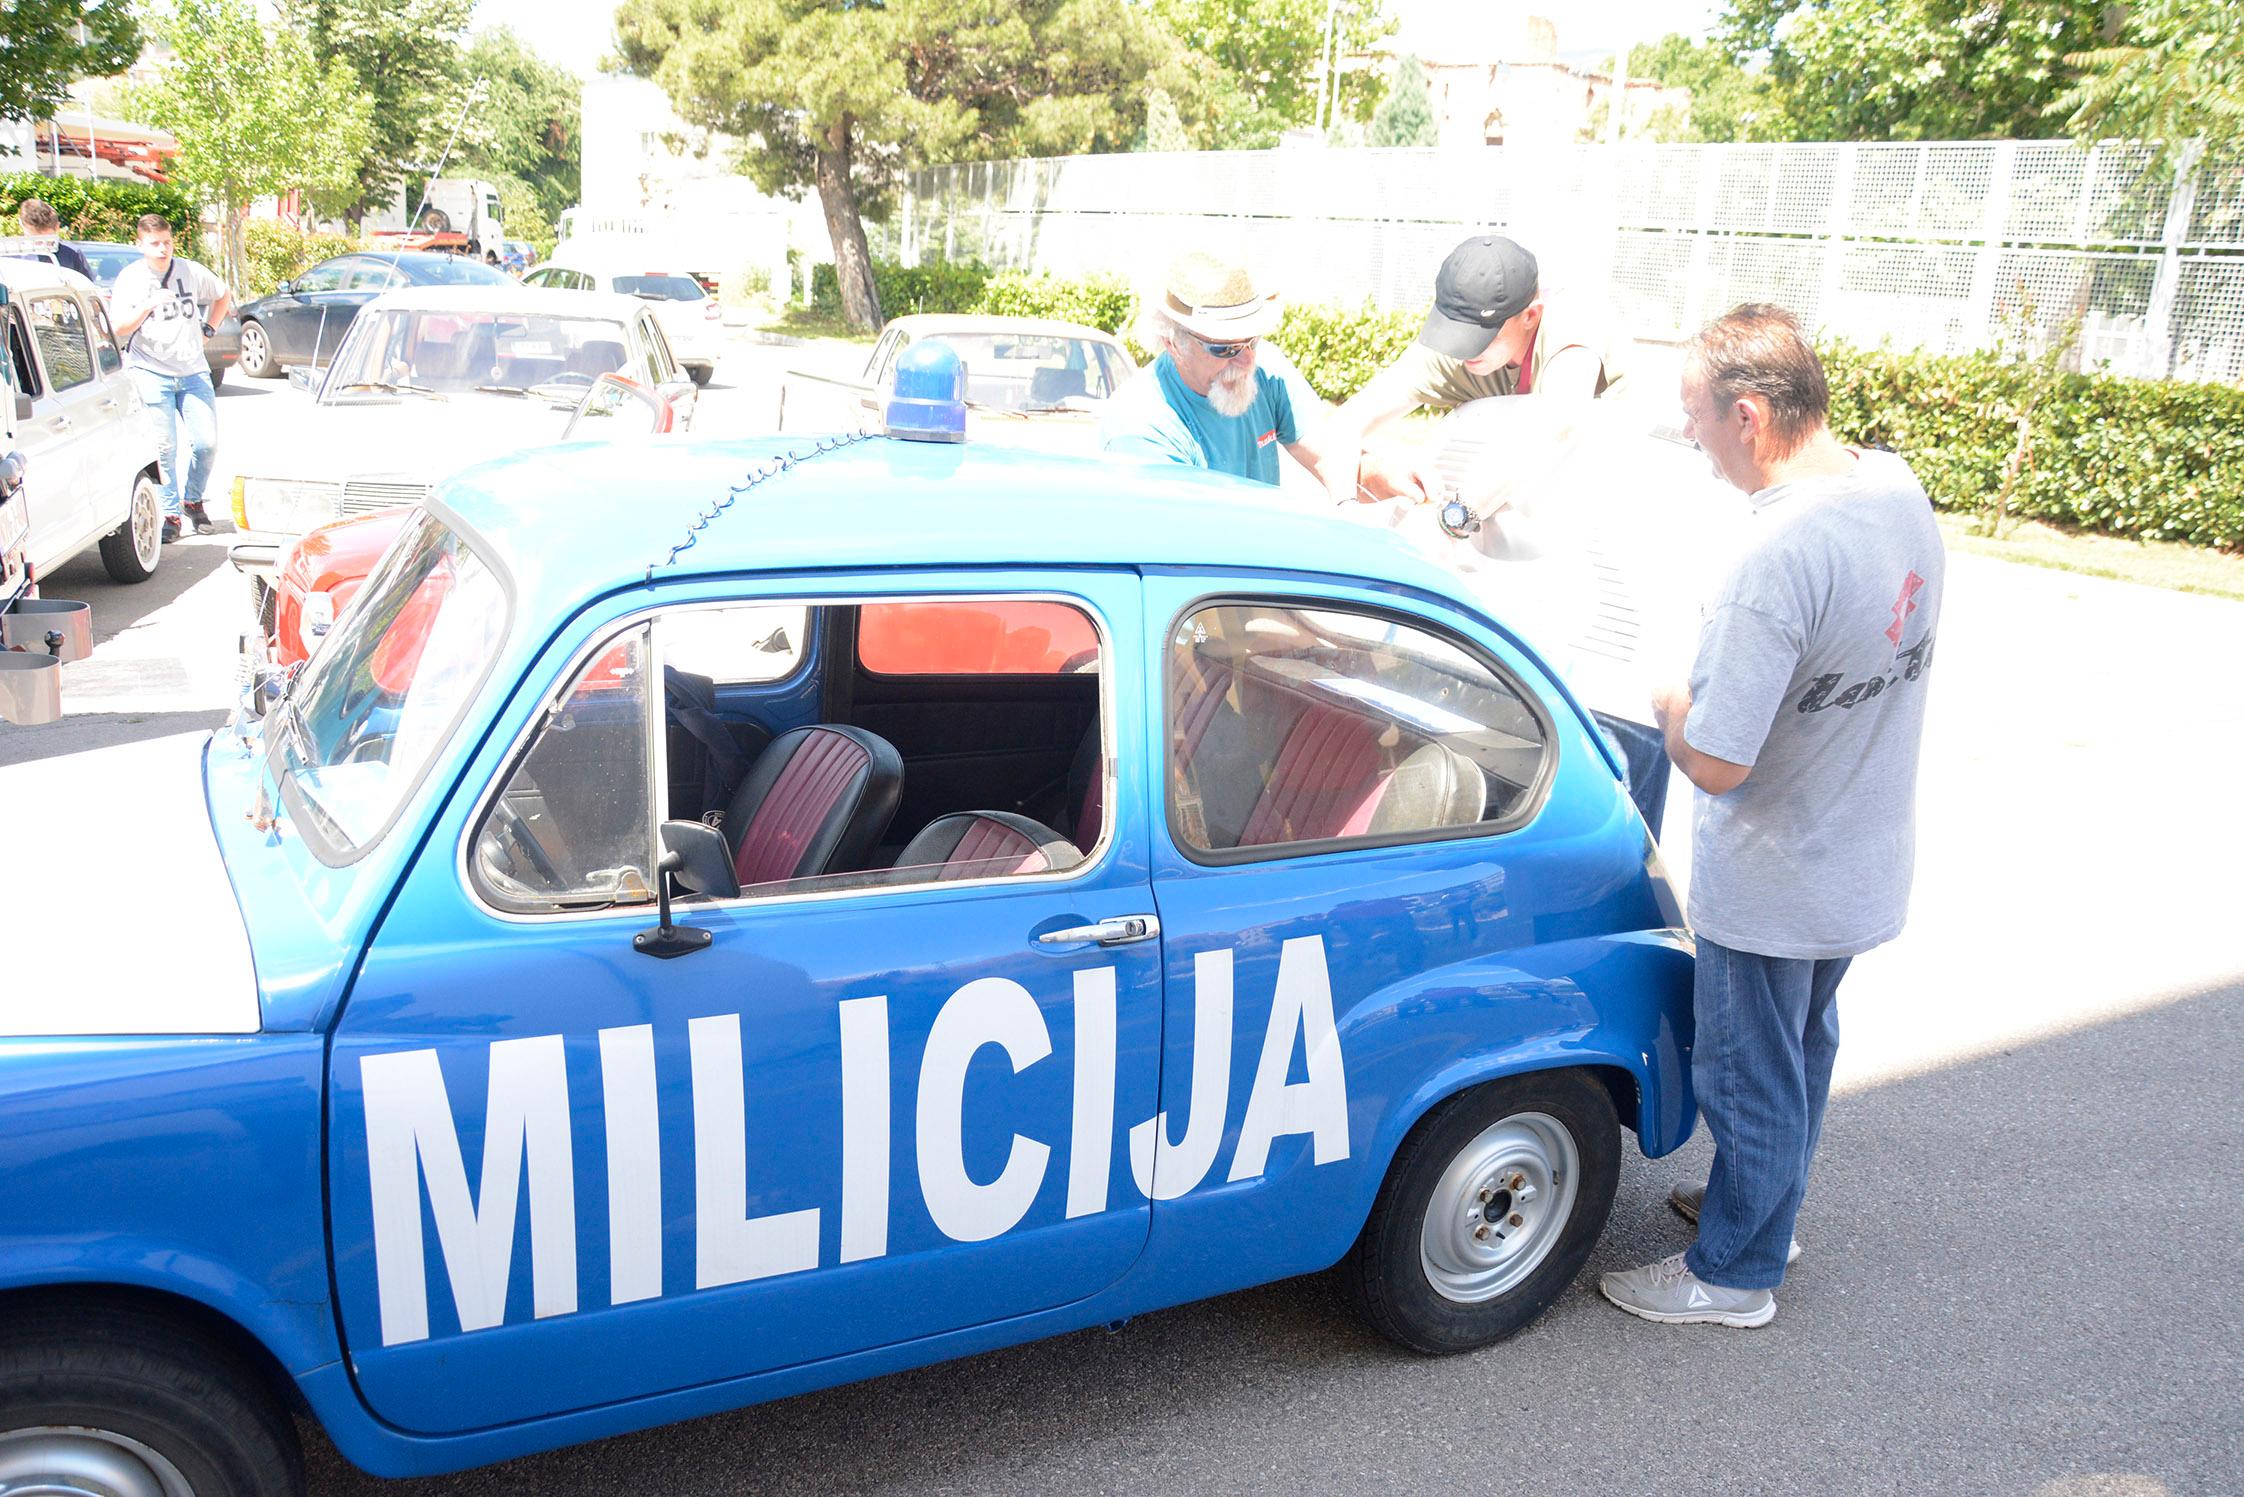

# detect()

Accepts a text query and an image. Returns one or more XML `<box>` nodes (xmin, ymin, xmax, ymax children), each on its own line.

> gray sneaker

<box><xmin>1669</xmin><ymin>1183</ymin><xmax>1802</xmax><ymax>1265</ymax></box>
<box><xmin>1600</xmin><ymin>1252</ymin><xmax>1776</xmax><ymax>1327</ymax></box>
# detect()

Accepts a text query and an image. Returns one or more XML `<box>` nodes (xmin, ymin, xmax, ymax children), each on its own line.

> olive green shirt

<box><xmin>1389</xmin><ymin>303</ymin><xmax>1628</xmax><ymax>410</ymax></box>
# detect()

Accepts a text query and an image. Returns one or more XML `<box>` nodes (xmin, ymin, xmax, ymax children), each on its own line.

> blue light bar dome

<box><xmin>884</xmin><ymin>340</ymin><xmax>968</xmax><ymax>443</ymax></box>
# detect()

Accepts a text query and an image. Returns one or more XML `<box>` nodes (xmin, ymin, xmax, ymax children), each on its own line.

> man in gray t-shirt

<box><xmin>111</xmin><ymin>213</ymin><xmax>231</xmax><ymax>539</ymax></box>
<box><xmin>1600</xmin><ymin>303</ymin><xmax>1944</xmax><ymax>1330</ymax></box>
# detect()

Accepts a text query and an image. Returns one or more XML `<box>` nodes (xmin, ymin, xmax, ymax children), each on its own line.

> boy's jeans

<box><xmin>1684</xmin><ymin>937</ymin><xmax>1852</xmax><ymax>1291</ymax></box>
<box><xmin>131</xmin><ymin>368</ymin><xmax>218</xmax><ymax>520</ymax></box>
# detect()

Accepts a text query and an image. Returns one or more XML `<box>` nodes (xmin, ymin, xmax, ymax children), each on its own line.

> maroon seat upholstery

<box><xmin>1238</xmin><ymin>700</ymin><xmax>1395</xmax><ymax>845</ymax></box>
<box><xmin>893</xmin><ymin>811</ymin><xmax>1083</xmax><ymax>882</ymax></box>
<box><xmin>726</xmin><ymin>724</ymin><xmax>903</xmax><ymax>887</ymax></box>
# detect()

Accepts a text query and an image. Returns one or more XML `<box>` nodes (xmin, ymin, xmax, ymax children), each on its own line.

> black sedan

<box><xmin>230</xmin><ymin>250</ymin><xmax>510</xmax><ymax>379</ymax></box>
<box><xmin>66</xmin><ymin>239</ymin><xmax>241</xmax><ymax>386</ymax></box>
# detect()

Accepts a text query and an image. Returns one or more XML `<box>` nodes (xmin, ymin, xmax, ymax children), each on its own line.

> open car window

<box><xmin>1166</xmin><ymin>601</ymin><xmax>1550</xmax><ymax>861</ymax></box>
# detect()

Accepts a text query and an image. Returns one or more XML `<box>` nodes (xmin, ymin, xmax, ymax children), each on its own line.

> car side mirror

<box><xmin>660</xmin><ymin>818</ymin><xmax>738</xmax><ymax>900</ymax></box>
<box><xmin>286</xmin><ymin>365</ymin><xmax>315</xmax><ymax>395</ymax></box>
<box><xmin>12</xmin><ymin>391</ymin><xmax>28</xmax><ymax>422</ymax></box>
<box><xmin>274</xmin><ymin>279</ymin><xmax>291</xmax><ymax>297</ymax></box>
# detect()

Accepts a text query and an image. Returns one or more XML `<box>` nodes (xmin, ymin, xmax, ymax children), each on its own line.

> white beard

<box><xmin>1207</xmin><ymin>363</ymin><xmax>1256</xmax><ymax>418</ymax></box>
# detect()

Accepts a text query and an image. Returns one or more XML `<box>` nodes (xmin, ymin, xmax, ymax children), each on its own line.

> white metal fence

<box><xmin>890</xmin><ymin>140</ymin><xmax>2244</xmax><ymax>383</ymax></box>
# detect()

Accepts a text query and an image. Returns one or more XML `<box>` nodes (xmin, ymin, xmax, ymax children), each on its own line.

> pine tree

<box><xmin>1368</xmin><ymin>54</ymin><xmax>1437</xmax><ymax>148</ymax></box>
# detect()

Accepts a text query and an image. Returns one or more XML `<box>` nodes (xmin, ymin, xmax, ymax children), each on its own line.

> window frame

<box><xmin>1160</xmin><ymin>590</ymin><xmax>1559</xmax><ymax>869</ymax></box>
<box><xmin>292</xmin><ymin>257</ymin><xmax>354</xmax><ymax>294</ymax></box>
<box><xmin>26</xmin><ymin>292</ymin><xmax>95</xmax><ymax>392</ymax></box>
<box><xmin>6</xmin><ymin>305</ymin><xmax>44</xmax><ymax>400</ymax></box>
<box><xmin>86</xmin><ymin>295</ymin><xmax>122</xmax><ymax>375</ymax></box>
<box><xmin>457</xmin><ymin>587</ymin><xmax>1119</xmax><ymax>926</ymax></box>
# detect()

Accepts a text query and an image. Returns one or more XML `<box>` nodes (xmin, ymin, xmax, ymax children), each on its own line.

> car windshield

<box><xmin>275</xmin><ymin>509</ymin><xmax>507</xmax><ymax>859</ymax></box>
<box><xmin>921</xmin><ymin>334</ymin><xmax>1132</xmax><ymax>410</ymax></box>
<box><xmin>411</xmin><ymin>255</ymin><xmax>514</xmax><ymax>286</ymax></box>
<box><xmin>75</xmin><ymin>244</ymin><xmax>142</xmax><ymax>286</ymax></box>
<box><xmin>324</xmin><ymin>307</ymin><xmax>635</xmax><ymax>400</ymax></box>
<box><xmin>612</xmin><ymin>274</ymin><xmax>705</xmax><ymax>301</ymax></box>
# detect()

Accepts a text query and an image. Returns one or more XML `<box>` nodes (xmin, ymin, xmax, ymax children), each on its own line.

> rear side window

<box><xmin>88</xmin><ymin>299</ymin><xmax>121</xmax><ymax>375</ymax></box>
<box><xmin>614</xmin><ymin>274</ymin><xmax>704</xmax><ymax>300</ymax></box>
<box><xmin>27</xmin><ymin>295</ymin><xmax>93</xmax><ymax>390</ymax></box>
<box><xmin>7</xmin><ymin>309</ymin><xmax>42</xmax><ymax>398</ymax></box>
<box><xmin>859</xmin><ymin>600</ymin><xmax>1099</xmax><ymax>675</ymax></box>
<box><xmin>1166</xmin><ymin>601</ymin><xmax>1549</xmax><ymax>859</ymax></box>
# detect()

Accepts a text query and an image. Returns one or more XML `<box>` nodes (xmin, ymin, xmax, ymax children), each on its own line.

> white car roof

<box><xmin>0</xmin><ymin>257</ymin><xmax>98</xmax><ymax>297</ymax></box>
<box><xmin>358</xmin><ymin>282</ymin><xmax>655</xmax><ymax>322</ymax></box>
<box><xmin>887</xmin><ymin>313</ymin><xmax>1126</xmax><ymax>347</ymax></box>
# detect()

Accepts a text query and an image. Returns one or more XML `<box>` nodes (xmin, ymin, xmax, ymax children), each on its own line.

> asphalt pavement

<box><xmin>2</xmin><ymin>331</ymin><xmax>2238</xmax><ymax>1495</ymax></box>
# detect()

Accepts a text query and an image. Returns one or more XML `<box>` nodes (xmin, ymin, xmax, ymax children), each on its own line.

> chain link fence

<box><xmin>890</xmin><ymin>140</ymin><xmax>2244</xmax><ymax>384</ymax></box>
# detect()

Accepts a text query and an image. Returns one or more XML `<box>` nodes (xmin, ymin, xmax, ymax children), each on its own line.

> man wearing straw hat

<box><xmin>1100</xmin><ymin>251</ymin><xmax>1346</xmax><ymax>489</ymax></box>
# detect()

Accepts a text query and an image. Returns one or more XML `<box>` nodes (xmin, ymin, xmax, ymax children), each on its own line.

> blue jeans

<box><xmin>1593</xmin><ymin>711</ymin><xmax>1672</xmax><ymax>841</ymax></box>
<box><xmin>132</xmin><ymin>368</ymin><xmax>218</xmax><ymax>519</ymax></box>
<box><xmin>1684</xmin><ymin>937</ymin><xmax>1851</xmax><ymax>1291</ymax></box>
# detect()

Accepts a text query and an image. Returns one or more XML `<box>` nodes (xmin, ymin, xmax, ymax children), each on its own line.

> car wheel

<box><xmin>0</xmin><ymin>1299</ymin><xmax>303</xmax><ymax>1497</ymax></box>
<box><xmin>99</xmin><ymin>471</ymin><xmax>164</xmax><ymax>584</ymax></box>
<box><xmin>207</xmin><ymin>365</ymin><xmax>226</xmax><ymax>390</ymax></box>
<box><xmin>238</xmin><ymin>321</ymin><xmax>278</xmax><ymax>380</ymax></box>
<box><xmin>1344</xmin><ymin>1068</ymin><xmax>1619</xmax><ymax>1355</ymax></box>
<box><xmin>689</xmin><ymin>364</ymin><xmax>714</xmax><ymax>387</ymax></box>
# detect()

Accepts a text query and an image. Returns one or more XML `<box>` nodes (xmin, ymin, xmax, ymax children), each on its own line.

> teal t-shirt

<box><xmin>1099</xmin><ymin>346</ymin><xmax>1304</xmax><ymax>485</ymax></box>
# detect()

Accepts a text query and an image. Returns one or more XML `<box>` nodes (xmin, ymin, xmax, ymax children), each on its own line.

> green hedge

<box><xmin>0</xmin><ymin>172</ymin><xmax>200</xmax><ymax>256</ymax></box>
<box><xmin>1822</xmin><ymin>342</ymin><xmax>2244</xmax><ymax>551</ymax></box>
<box><xmin>974</xmin><ymin>269</ymin><xmax>1136</xmax><ymax>337</ymax></box>
<box><xmin>809</xmin><ymin>259</ymin><xmax>993</xmax><ymax>320</ymax></box>
<box><xmin>1270</xmin><ymin>299</ymin><xmax>1422</xmax><ymax>403</ymax></box>
<box><xmin>236</xmin><ymin>219</ymin><xmax>358</xmax><ymax>300</ymax></box>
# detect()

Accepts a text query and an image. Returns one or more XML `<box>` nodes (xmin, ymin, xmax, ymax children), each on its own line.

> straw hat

<box><xmin>1159</xmin><ymin>251</ymin><xmax>1283</xmax><ymax>342</ymax></box>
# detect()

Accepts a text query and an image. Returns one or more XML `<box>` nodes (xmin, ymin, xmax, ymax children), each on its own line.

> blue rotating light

<box><xmin>884</xmin><ymin>340</ymin><xmax>968</xmax><ymax>443</ymax></box>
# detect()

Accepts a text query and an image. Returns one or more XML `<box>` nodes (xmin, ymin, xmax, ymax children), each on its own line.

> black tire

<box><xmin>207</xmin><ymin>365</ymin><xmax>226</xmax><ymax>389</ymax></box>
<box><xmin>99</xmin><ymin>471</ymin><xmax>163</xmax><ymax>584</ymax></box>
<box><xmin>238</xmin><ymin>319</ymin><xmax>280</xmax><ymax>379</ymax></box>
<box><xmin>0</xmin><ymin>1297</ymin><xmax>303</xmax><ymax>1497</ymax></box>
<box><xmin>688</xmin><ymin>363</ymin><xmax>714</xmax><ymax>387</ymax></box>
<box><xmin>1344</xmin><ymin>1068</ymin><xmax>1620</xmax><ymax>1355</ymax></box>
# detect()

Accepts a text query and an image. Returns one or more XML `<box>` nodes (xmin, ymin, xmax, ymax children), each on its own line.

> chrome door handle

<box><xmin>97</xmin><ymin>398</ymin><xmax>118</xmax><ymax>411</ymax></box>
<box><xmin>1038</xmin><ymin>915</ymin><xmax>1160</xmax><ymax>947</ymax></box>
<box><xmin>46</xmin><ymin>417</ymin><xmax>69</xmax><ymax>431</ymax></box>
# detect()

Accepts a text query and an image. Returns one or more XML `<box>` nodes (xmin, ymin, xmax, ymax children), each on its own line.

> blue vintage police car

<box><xmin>0</xmin><ymin>395</ymin><xmax>1694</xmax><ymax>1492</ymax></box>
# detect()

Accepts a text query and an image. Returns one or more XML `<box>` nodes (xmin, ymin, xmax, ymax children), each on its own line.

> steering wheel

<box><xmin>491</xmin><ymin>800</ymin><xmax>563</xmax><ymax>886</ymax></box>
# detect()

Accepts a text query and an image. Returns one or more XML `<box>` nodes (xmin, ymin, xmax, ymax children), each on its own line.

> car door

<box><xmin>20</xmin><ymin>291</ymin><xmax>109</xmax><ymax>547</ymax></box>
<box><xmin>260</xmin><ymin>255</ymin><xmax>355</xmax><ymax>364</ymax></box>
<box><xmin>80</xmin><ymin>290</ymin><xmax>140</xmax><ymax>512</ymax></box>
<box><xmin>325</xmin><ymin>568</ymin><xmax>1158</xmax><ymax>1435</ymax></box>
<box><xmin>1132</xmin><ymin>574</ymin><xmax>1635</xmax><ymax>1291</ymax></box>
<box><xmin>2</xmin><ymin>302</ymin><xmax>80</xmax><ymax>567</ymax></box>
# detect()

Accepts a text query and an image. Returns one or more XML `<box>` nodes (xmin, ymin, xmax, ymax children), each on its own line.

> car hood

<box><xmin>0</xmin><ymin>733</ymin><xmax>261</xmax><ymax>1037</ymax></box>
<box><xmin>251</xmin><ymin>392</ymin><xmax>578</xmax><ymax>482</ymax></box>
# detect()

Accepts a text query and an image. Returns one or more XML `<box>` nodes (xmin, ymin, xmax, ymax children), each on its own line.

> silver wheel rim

<box><xmin>0</xmin><ymin>1427</ymin><xmax>196</xmax><ymax>1497</ymax></box>
<box><xmin>130</xmin><ymin>480</ymin><xmax>160</xmax><ymax>567</ymax></box>
<box><xmin>1419</xmin><ymin>1110</ymin><xmax>1581</xmax><ymax>1304</ymax></box>
<box><xmin>239</xmin><ymin>323</ymin><xmax>267</xmax><ymax>374</ymax></box>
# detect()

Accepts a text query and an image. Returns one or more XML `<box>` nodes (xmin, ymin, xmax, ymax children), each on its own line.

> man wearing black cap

<box><xmin>1330</xmin><ymin>235</ymin><xmax>1626</xmax><ymax>506</ymax></box>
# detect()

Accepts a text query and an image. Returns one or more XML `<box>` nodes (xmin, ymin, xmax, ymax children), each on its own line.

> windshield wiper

<box><xmin>335</xmin><ymin>380</ymin><xmax>446</xmax><ymax>400</ymax></box>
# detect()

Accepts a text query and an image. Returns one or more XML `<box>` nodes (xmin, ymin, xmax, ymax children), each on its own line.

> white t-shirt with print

<box><xmin>112</xmin><ymin>255</ymin><xmax>228</xmax><ymax>377</ymax></box>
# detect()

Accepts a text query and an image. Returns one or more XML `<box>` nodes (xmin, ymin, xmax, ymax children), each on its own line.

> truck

<box><xmin>364</xmin><ymin>177</ymin><xmax>507</xmax><ymax>258</ymax></box>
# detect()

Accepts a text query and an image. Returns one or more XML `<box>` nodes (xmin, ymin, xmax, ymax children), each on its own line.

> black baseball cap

<box><xmin>1419</xmin><ymin>235</ymin><xmax>1539</xmax><ymax>359</ymax></box>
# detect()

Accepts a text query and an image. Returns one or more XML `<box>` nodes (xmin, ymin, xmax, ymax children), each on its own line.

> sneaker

<box><xmin>1670</xmin><ymin>1183</ymin><xmax>1802</xmax><ymax>1265</ymax></box>
<box><xmin>1600</xmin><ymin>1251</ymin><xmax>1776</xmax><ymax>1328</ymax></box>
<box><xmin>183</xmin><ymin>501</ymin><xmax>216</xmax><ymax>535</ymax></box>
<box><xmin>160</xmin><ymin>517</ymin><xmax>182</xmax><ymax>545</ymax></box>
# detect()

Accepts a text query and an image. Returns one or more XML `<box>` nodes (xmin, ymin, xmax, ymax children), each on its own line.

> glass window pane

<box><xmin>88</xmin><ymin>298</ymin><xmax>121</xmax><ymax>375</ymax></box>
<box><xmin>859</xmin><ymin>600</ymin><xmax>1099</xmax><ymax>676</ymax></box>
<box><xmin>28</xmin><ymin>295</ymin><xmax>92</xmax><ymax>390</ymax></box>
<box><xmin>660</xmin><ymin>605</ymin><xmax>806</xmax><ymax>683</ymax></box>
<box><xmin>1167</xmin><ymin>602</ymin><xmax>1547</xmax><ymax>856</ymax></box>
<box><xmin>471</xmin><ymin>625</ymin><xmax>659</xmax><ymax>911</ymax></box>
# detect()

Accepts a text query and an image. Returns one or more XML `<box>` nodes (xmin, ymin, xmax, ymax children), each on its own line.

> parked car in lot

<box><xmin>0</xmin><ymin>342</ymin><xmax>88</xmax><ymax>727</ymax></box>
<box><xmin>252</xmin><ymin>375</ymin><xmax>682</xmax><ymax>666</ymax></box>
<box><xmin>777</xmin><ymin>314</ymin><xmax>1134</xmax><ymax>451</ymax></box>
<box><xmin>0</xmin><ymin>393</ymin><xmax>1692</xmax><ymax>1492</ymax></box>
<box><xmin>497</xmin><ymin>238</ymin><xmax>536</xmax><ymax>275</ymax></box>
<box><xmin>229</xmin><ymin>284</ymin><xmax>698</xmax><ymax>620</ymax></box>
<box><xmin>525</xmin><ymin>238</ymin><xmax>723</xmax><ymax>383</ymax></box>
<box><xmin>64</xmin><ymin>239</ymin><xmax>241</xmax><ymax>386</ymax></box>
<box><xmin>0</xmin><ymin>258</ymin><xmax>166</xmax><ymax>586</ymax></box>
<box><xmin>231</xmin><ymin>249</ymin><xmax>512</xmax><ymax>379</ymax></box>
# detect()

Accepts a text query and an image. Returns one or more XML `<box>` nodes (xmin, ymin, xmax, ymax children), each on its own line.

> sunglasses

<box><xmin>1187</xmin><ymin>331</ymin><xmax>1257</xmax><ymax>361</ymax></box>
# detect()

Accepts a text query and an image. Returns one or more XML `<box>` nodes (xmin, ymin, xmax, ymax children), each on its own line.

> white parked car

<box><xmin>524</xmin><ymin>238</ymin><xmax>722</xmax><ymax>384</ymax></box>
<box><xmin>227</xmin><ymin>283</ymin><xmax>697</xmax><ymax>616</ymax></box>
<box><xmin>0</xmin><ymin>259</ymin><xmax>165</xmax><ymax>585</ymax></box>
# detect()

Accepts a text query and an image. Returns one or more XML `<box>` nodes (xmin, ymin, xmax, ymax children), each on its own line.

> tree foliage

<box><xmin>125</xmin><ymin>0</ymin><xmax>372</xmax><ymax>285</ymax></box>
<box><xmin>2053</xmin><ymin>0</ymin><xmax>2244</xmax><ymax>159</ymax></box>
<box><xmin>0</xmin><ymin>0</ymin><xmax>140</xmax><ymax>121</ymax></box>
<box><xmin>1368</xmin><ymin>54</ymin><xmax>1436</xmax><ymax>148</ymax></box>
<box><xmin>1150</xmin><ymin>0</ymin><xmax>1393</xmax><ymax>148</ymax></box>
<box><xmin>1719</xmin><ymin>0</ymin><xmax>2104</xmax><ymax>141</ymax></box>
<box><xmin>1603</xmin><ymin>32</ymin><xmax>1777</xmax><ymax>143</ymax></box>
<box><xmin>453</xmin><ymin>28</ymin><xmax>582</xmax><ymax>226</ymax></box>
<box><xmin>283</xmin><ymin>0</ymin><xmax>475</xmax><ymax>219</ymax></box>
<box><xmin>614</xmin><ymin>0</ymin><xmax>1198</xmax><ymax>329</ymax></box>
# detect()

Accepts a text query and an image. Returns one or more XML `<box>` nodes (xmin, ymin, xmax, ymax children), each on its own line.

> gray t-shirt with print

<box><xmin>112</xmin><ymin>255</ymin><xmax>227</xmax><ymax>377</ymax></box>
<box><xmin>1683</xmin><ymin>449</ymin><xmax>1946</xmax><ymax>960</ymax></box>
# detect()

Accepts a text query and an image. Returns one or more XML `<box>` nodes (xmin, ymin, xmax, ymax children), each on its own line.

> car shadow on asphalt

<box><xmin>299</xmin><ymin>973</ymin><xmax>2244</xmax><ymax>1497</ymax></box>
<box><xmin>40</xmin><ymin>533</ymin><xmax>231</xmax><ymax>649</ymax></box>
